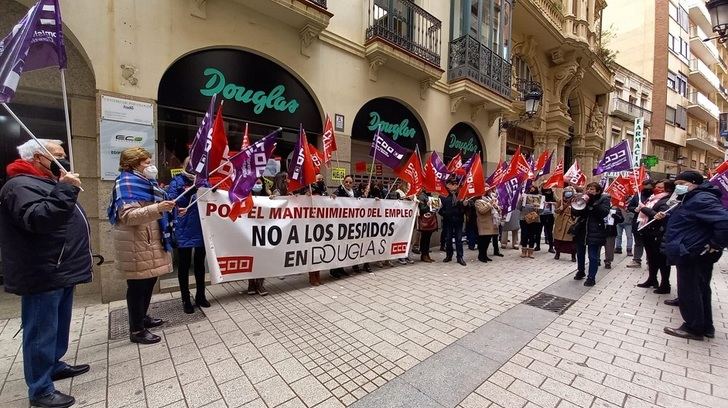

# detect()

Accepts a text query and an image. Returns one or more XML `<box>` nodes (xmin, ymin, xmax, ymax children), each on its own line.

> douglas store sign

<box><xmin>443</xmin><ymin>122</ymin><xmax>482</xmax><ymax>163</ymax></box>
<box><xmin>352</xmin><ymin>98</ymin><xmax>426</xmax><ymax>151</ymax></box>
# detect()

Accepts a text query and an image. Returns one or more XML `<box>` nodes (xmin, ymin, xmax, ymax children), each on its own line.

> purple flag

<box><xmin>369</xmin><ymin>129</ymin><xmax>411</xmax><ymax>170</ymax></box>
<box><xmin>593</xmin><ymin>140</ymin><xmax>633</xmax><ymax>175</ymax></box>
<box><xmin>228</xmin><ymin>130</ymin><xmax>279</xmax><ymax>203</ymax></box>
<box><xmin>486</xmin><ymin>161</ymin><xmax>508</xmax><ymax>186</ymax></box>
<box><xmin>497</xmin><ymin>177</ymin><xmax>524</xmax><ymax>216</ymax></box>
<box><xmin>430</xmin><ymin>151</ymin><xmax>451</xmax><ymax>183</ymax></box>
<box><xmin>187</xmin><ymin>94</ymin><xmax>217</xmax><ymax>187</ymax></box>
<box><xmin>710</xmin><ymin>170</ymin><xmax>728</xmax><ymax>209</ymax></box>
<box><xmin>0</xmin><ymin>0</ymin><xmax>67</xmax><ymax>103</ymax></box>
<box><xmin>460</xmin><ymin>153</ymin><xmax>478</xmax><ymax>177</ymax></box>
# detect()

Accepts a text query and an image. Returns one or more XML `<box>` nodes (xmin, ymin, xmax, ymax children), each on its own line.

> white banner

<box><xmin>197</xmin><ymin>191</ymin><xmax>418</xmax><ymax>283</ymax></box>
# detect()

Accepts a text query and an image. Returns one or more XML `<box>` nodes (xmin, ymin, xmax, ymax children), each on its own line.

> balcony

<box><xmin>232</xmin><ymin>0</ymin><xmax>332</xmax><ymax>56</ymax></box>
<box><xmin>365</xmin><ymin>0</ymin><xmax>443</xmax><ymax>87</ymax></box>
<box><xmin>447</xmin><ymin>35</ymin><xmax>512</xmax><ymax>100</ymax></box>
<box><xmin>689</xmin><ymin>58</ymin><xmax>721</xmax><ymax>94</ymax></box>
<box><xmin>690</xmin><ymin>25</ymin><xmax>721</xmax><ymax>66</ymax></box>
<box><xmin>688</xmin><ymin>91</ymin><xmax>720</xmax><ymax>122</ymax></box>
<box><xmin>686</xmin><ymin>0</ymin><xmax>712</xmax><ymax>35</ymax></box>
<box><xmin>687</xmin><ymin>126</ymin><xmax>724</xmax><ymax>156</ymax></box>
<box><xmin>610</xmin><ymin>98</ymin><xmax>652</xmax><ymax>125</ymax></box>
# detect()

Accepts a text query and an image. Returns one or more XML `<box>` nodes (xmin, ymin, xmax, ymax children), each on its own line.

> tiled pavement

<box><xmin>0</xmin><ymin>247</ymin><xmax>726</xmax><ymax>408</ymax></box>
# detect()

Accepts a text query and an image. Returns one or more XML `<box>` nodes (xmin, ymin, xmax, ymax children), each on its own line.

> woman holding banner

<box><xmin>166</xmin><ymin>157</ymin><xmax>209</xmax><ymax>314</ymax></box>
<box><xmin>330</xmin><ymin>175</ymin><xmax>370</xmax><ymax>277</ymax></box>
<box><xmin>108</xmin><ymin>147</ymin><xmax>176</xmax><ymax>344</ymax></box>
<box><xmin>553</xmin><ymin>186</ymin><xmax>577</xmax><ymax>262</ymax></box>
<box><xmin>635</xmin><ymin>180</ymin><xmax>675</xmax><ymax>294</ymax></box>
<box><xmin>247</xmin><ymin>177</ymin><xmax>270</xmax><ymax>295</ymax></box>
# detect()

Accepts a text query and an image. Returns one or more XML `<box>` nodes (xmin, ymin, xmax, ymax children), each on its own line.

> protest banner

<box><xmin>197</xmin><ymin>191</ymin><xmax>418</xmax><ymax>283</ymax></box>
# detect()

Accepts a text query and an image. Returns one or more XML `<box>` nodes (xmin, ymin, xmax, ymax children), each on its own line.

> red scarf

<box><xmin>5</xmin><ymin>159</ymin><xmax>47</xmax><ymax>178</ymax></box>
<box><xmin>637</xmin><ymin>192</ymin><xmax>668</xmax><ymax>228</ymax></box>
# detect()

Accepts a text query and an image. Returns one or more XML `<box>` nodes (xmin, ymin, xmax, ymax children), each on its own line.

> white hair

<box><xmin>16</xmin><ymin>139</ymin><xmax>63</xmax><ymax>161</ymax></box>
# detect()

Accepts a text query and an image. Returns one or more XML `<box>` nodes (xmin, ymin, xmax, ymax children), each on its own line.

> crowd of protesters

<box><xmin>2</xmin><ymin>141</ymin><xmax>728</xmax><ymax>407</ymax></box>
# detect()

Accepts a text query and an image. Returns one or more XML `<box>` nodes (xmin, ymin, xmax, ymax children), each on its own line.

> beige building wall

<box><xmin>602</xmin><ymin>0</ymin><xmax>656</xmax><ymax>81</ymax></box>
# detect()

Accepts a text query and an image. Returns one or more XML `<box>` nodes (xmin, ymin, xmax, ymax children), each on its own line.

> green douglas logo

<box><xmin>367</xmin><ymin>112</ymin><xmax>416</xmax><ymax>140</ymax></box>
<box><xmin>448</xmin><ymin>134</ymin><xmax>478</xmax><ymax>155</ymax></box>
<box><xmin>200</xmin><ymin>68</ymin><xmax>300</xmax><ymax>115</ymax></box>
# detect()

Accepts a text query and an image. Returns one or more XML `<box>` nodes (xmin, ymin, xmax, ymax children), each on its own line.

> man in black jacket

<box><xmin>662</xmin><ymin>171</ymin><xmax>728</xmax><ymax>340</ymax></box>
<box><xmin>626</xmin><ymin>179</ymin><xmax>654</xmax><ymax>268</ymax></box>
<box><xmin>439</xmin><ymin>178</ymin><xmax>466</xmax><ymax>265</ymax></box>
<box><xmin>572</xmin><ymin>182</ymin><xmax>611</xmax><ymax>286</ymax></box>
<box><xmin>0</xmin><ymin>139</ymin><xmax>92</xmax><ymax>408</ymax></box>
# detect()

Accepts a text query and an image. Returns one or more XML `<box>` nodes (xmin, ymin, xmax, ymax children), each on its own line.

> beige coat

<box><xmin>474</xmin><ymin>198</ymin><xmax>500</xmax><ymax>236</ymax></box>
<box><xmin>553</xmin><ymin>200</ymin><xmax>576</xmax><ymax>242</ymax></box>
<box><xmin>112</xmin><ymin>201</ymin><xmax>172</xmax><ymax>280</ymax></box>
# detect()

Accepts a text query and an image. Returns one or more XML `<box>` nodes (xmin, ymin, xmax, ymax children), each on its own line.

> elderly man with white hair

<box><xmin>0</xmin><ymin>139</ymin><xmax>91</xmax><ymax>408</ymax></box>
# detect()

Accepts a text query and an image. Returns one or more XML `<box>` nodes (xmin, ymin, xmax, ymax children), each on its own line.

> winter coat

<box><xmin>439</xmin><ymin>192</ymin><xmax>465</xmax><ymax>224</ymax></box>
<box><xmin>663</xmin><ymin>182</ymin><xmax>728</xmax><ymax>265</ymax></box>
<box><xmin>635</xmin><ymin>196</ymin><xmax>671</xmax><ymax>240</ymax></box>
<box><xmin>474</xmin><ymin>198</ymin><xmax>500</xmax><ymax>236</ymax></box>
<box><xmin>571</xmin><ymin>194</ymin><xmax>611</xmax><ymax>245</ymax></box>
<box><xmin>553</xmin><ymin>200</ymin><xmax>576</xmax><ymax>242</ymax></box>
<box><xmin>112</xmin><ymin>201</ymin><xmax>173</xmax><ymax>280</ymax></box>
<box><xmin>0</xmin><ymin>174</ymin><xmax>93</xmax><ymax>295</ymax></box>
<box><xmin>166</xmin><ymin>175</ymin><xmax>203</xmax><ymax>248</ymax></box>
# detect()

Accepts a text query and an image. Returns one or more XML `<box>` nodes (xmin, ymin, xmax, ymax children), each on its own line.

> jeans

<box><xmin>615</xmin><ymin>223</ymin><xmax>633</xmax><ymax>250</ymax></box>
<box><xmin>676</xmin><ymin>258</ymin><xmax>715</xmax><ymax>335</ymax></box>
<box><xmin>127</xmin><ymin>277</ymin><xmax>158</xmax><ymax>332</ymax></box>
<box><xmin>21</xmin><ymin>286</ymin><xmax>74</xmax><ymax>399</ymax></box>
<box><xmin>576</xmin><ymin>243</ymin><xmax>602</xmax><ymax>279</ymax></box>
<box><xmin>177</xmin><ymin>246</ymin><xmax>206</xmax><ymax>299</ymax></box>
<box><xmin>444</xmin><ymin>220</ymin><xmax>464</xmax><ymax>259</ymax></box>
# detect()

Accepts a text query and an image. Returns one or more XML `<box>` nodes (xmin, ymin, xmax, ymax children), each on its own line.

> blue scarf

<box><xmin>108</xmin><ymin>171</ymin><xmax>175</xmax><ymax>252</ymax></box>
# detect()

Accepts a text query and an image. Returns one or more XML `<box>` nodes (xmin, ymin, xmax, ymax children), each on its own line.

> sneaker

<box><xmin>626</xmin><ymin>261</ymin><xmax>641</xmax><ymax>268</ymax></box>
<box><xmin>398</xmin><ymin>259</ymin><xmax>408</xmax><ymax>265</ymax></box>
<box><xmin>412</xmin><ymin>247</ymin><xmax>420</xmax><ymax>254</ymax></box>
<box><xmin>406</xmin><ymin>257</ymin><xmax>415</xmax><ymax>264</ymax></box>
<box><xmin>604</xmin><ymin>262</ymin><xmax>611</xmax><ymax>269</ymax></box>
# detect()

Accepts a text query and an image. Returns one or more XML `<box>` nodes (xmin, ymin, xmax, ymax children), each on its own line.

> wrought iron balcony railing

<box><xmin>366</xmin><ymin>0</ymin><xmax>442</xmax><ymax>67</ymax></box>
<box><xmin>305</xmin><ymin>0</ymin><xmax>327</xmax><ymax>8</ymax></box>
<box><xmin>447</xmin><ymin>35</ymin><xmax>512</xmax><ymax>99</ymax></box>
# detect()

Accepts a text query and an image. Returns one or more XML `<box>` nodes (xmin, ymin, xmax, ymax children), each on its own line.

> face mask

<box><xmin>675</xmin><ymin>185</ymin><xmax>689</xmax><ymax>195</ymax></box>
<box><xmin>252</xmin><ymin>184</ymin><xmax>263</xmax><ymax>193</ymax></box>
<box><xmin>49</xmin><ymin>158</ymin><xmax>71</xmax><ymax>178</ymax></box>
<box><xmin>143</xmin><ymin>165</ymin><xmax>158</xmax><ymax>180</ymax></box>
<box><xmin>316</xmin><ymin>181</ymin><xmax>326</xmax><ymax>189</ymax></box>
<box><xmin>564</xmin><ymin>192</ymin><xmax>574</xmax><ymax>198</ymax></box>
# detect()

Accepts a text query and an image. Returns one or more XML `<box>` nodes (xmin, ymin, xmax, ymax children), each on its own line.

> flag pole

<box><xmin>59</xmin><ymin>70</ymin><xmax>75</xmax><ymax>172</ymax></box>
<box><xmin>367</xmin><ymin>126</ymin><xmax>380</xmax><ymax>188</ymax></box>
<box><xmin>184</xmin><ymin>174</ymin><xmax>233</xmax><ymax>210</ymax></box>
<box><xmin>1</xmin><ymin>103</ymin><xmax>69</xmax><ymax>173</ymax></box>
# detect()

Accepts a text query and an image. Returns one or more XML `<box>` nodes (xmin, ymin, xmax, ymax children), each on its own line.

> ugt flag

<box><xmin>370</xmin><ymin>129</ymin><xmax>410</xmax><ymax>170</ymax></box>
<box><xmin>187</xmin><ymin>94</ymin><xmax>218</xmax><ymax>186</ymax></box>
<box><xmin>0</xmin><ymin>0</ymin><xmax>67</xmax><ymax>103</ymax></box>
<box><xmin>593</xmin><ymin>140</ymin><xmax>633</xmax><ymax>175</ymax></box>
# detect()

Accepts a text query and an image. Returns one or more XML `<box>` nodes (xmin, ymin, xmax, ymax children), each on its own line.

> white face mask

<box><xmin>675</xmin><ymin>184</ymin><xmax>689</xmax><ymax>195</ymax></box>
<box><xmin>143</xmin><ymin>165</ymin><xmax>158</xmax><ymax>180</ymax></box>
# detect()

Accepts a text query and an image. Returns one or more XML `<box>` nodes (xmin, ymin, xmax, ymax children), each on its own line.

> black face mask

<box><xmin>49</xmin><ymin>158</ymin><xmax>71</xmax><ymax>178</ymax></box>
<box><xmin>316</xmin><ymin>181</ymin><xmax>326</xmax><ymax>190</ymax></box>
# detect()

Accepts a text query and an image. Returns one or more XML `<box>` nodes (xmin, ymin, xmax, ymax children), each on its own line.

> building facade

<box><xmin>605</xmin><ymin>63</ymin><xmax>653</xmax><ymax>158</ymax></box>
<box><xmin>604</xmin><ymin>0</ymin><xmax>726</xmax><ymax>178</ymax></box>
<box><xmin>0</xmin><ymin>0</ymin><xmax>611</xmax><ymax>301</ymax></box>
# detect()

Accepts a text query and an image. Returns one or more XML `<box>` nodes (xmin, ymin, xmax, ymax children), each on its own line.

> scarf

<box><xmin>6</xmin><ymin>159</ymin><xmax>47</xmax><ymax>178</ymax></box>
<box><xmin>637</xmin><ymin>192</ymin><xmax>668</xmax><ymax>228</ymax></box>
<box><xmin>107</xmin><ymin>170</ymin><xmax>175</xmax><ymax>252</ymax></box>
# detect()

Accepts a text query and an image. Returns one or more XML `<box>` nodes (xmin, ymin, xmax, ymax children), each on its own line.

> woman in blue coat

<box><xmin>167</xmin><ymin>158</ymin><xmax>209</xmax><ymax>314</ymax></box>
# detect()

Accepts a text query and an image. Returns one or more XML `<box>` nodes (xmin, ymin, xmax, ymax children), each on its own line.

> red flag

<box><xmin>533</xmin><ymin>150</ymin><xmax>550</xmax><ymax>176</ymax></box>
<box><xmin>242</xmin><ymin>123</ymin><xmax>250</xmax><ymax>149</ymax></box>
<box><xmin>542</xmin><ymin>160</ymin><xmax>564</xmax><ymax>189</ymax></box>
<box><xmin>447</xmin><ymin>152</ymin><xmax>464</xmax><ymax>175</ymax></box>
<box><xmin>229</xmin><ymin>194</ymin><xmax>254</xmax><ymax>221</ymax></box>
<box><xmin>309</xmin><ymin>143</ymin><xmax>324</xmax><ymax>172</ymax></box>
<box><xmin>209</xmin><ymin>102</ymin><xmax>229</xmax><ymax>172</ymax></box>
<box><xmin>288</xmin><ymin>126</ymin><xmax>317</xmax><ymax>191</ymax></box>
<box><xmin>396</xmin><ymin>150</ymin><xmax>424</xmax><ymax>196</ymax></box>
<box><xmin>322</xmin><ymin>114</ymin><xmax>337</xmax><ymax>164</ymax></box>
<box><xmin>564</xmin><ymin>161</ymin><xmax>586</xmax><ymax>187</ymax></box>
<box><xmin>504</xmin><ymin>146</ymin><xmax>530</xmax><ymax>181</ymax></box>
<box><xmin>606</xmin><ymin>175</ymin><xmax>635</xmax><ymax>208</ymax></box>
<box><xmin>423</xmin><ymin>152</ymin><xmax>448</xmax><ymax>195</ymax></box>
<box><xmin>458</xmin><ymin>154</ymin><xmax>486</xmax><ymax>200</ymax></box>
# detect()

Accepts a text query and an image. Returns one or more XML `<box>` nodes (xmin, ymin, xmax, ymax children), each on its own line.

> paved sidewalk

<box><xmin>0</xmin><ymin>247</ymin><xmax>726</xmax><ymax>407</ymax></box>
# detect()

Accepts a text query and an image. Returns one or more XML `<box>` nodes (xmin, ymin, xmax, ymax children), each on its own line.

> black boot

<box><xmin>554</xmin><ymin>252</ymin><xmax>560</xmax><ymax>260</ymax></box>
<box><xmin>195</xmin><ymin>291</ymin><xmax>211</xmax><ymax>308</ymax></box>
<box><xmin>571</xmin><ymin>253</ymin><xmax>576</xmax><ymax>262</ymax></box>
<box><xmin>548</xmin><ymin>246</ymin><xmax>555</xmax><ymax>254</ymax></box>
<box><xmin>182</xmin><ymin>296</ymin><xmax>194</xmax><ymax>314</ymax></box>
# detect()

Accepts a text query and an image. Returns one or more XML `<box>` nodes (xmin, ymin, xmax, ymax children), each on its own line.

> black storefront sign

<box><xmin>352</xmin><ymin>98</ymin><xmax>426</xmax><ymax>151</ymax></box>
<box><xmin>443</xmin><ymin>122</ymin><xmax>482</xmax><ymax>163</ymax></box>
<box><xmin>158</xmin><ymin>48</ymin><xmax>322</xmax><ymax>134</ymax></box>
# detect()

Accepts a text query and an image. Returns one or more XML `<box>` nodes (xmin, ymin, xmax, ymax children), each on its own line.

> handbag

<box><xmin>417</xmin><ymin>212</ymin><xmax>438</xmax><ymax>231</ymax></box>
<box><xmin>524</xmin><ymin>211</ymin><xmax>540</xmax><ymax>224</ymax></box>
